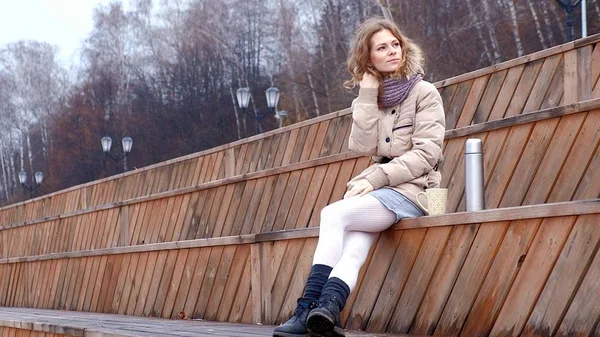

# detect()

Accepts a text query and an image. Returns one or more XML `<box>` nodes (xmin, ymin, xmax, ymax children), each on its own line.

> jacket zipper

<box><xmin>392</xmin><ymin>124</ymin><xmax>412</xmax><ymax>132</ymax></box>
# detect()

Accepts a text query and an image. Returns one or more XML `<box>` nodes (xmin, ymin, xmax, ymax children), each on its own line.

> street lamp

<box><xmin>554</xmin><ymin>0</ymin><xmax>583</xmax><ymax>41</ymax></box>
<box><xmin>101</xmin><ymin>136</ymin><xmax>133</xmax><ymax>172</ymax></box>
<box><xmin>236</xmin><ymin>86</ymin><xmax>280</xmax><ymax>134</ymax></box>
<box><xmin>18</xmin><ymin>170</ymin><xmax>43</xmax><ymax>198</ymax></box>
<box><xmin>275</xmin><ymin>110</ymin><xmax>288</xmax><ymax>128</ymax></box>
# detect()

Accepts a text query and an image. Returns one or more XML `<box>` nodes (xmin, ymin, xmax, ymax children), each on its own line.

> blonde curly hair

<box><xmin>344</xmin><ymin>17</ymin><xmax>424</xmax><ymax>91</ymax></box>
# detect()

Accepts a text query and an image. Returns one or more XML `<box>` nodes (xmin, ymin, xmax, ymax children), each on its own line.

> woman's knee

<box><xmin>320</xmin><ymin>201</ymin><xmax>348</xmax><ymax>222</ymax></box>
<box><xmin>319</xmin><ymin>204</ymin><xmax>343</xmax><ymax>232</ymax></box>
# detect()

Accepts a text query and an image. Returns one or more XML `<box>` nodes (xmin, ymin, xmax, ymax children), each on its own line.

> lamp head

<box><xmin>101</xmin><ymin>136</ymin><xmax>112</xmax><ymax>153</ymax></box>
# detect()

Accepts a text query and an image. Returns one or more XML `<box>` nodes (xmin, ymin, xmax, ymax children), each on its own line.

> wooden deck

<box><xmin>0</xmin><ymin>308</ymin><xmax>414</xmax><ymax>337</ymax></box>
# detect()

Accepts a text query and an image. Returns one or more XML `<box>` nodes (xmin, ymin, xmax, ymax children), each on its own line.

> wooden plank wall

<box><xmin>270</xmin><ymin>213</ymin><xmax>600</xmax><ymax>337</ymax></box>
<box><xmin>1</xmin><ymin>202</ymin><xmax>599</xmax><ymax>337</ymax></box>
<box><xmin>0</xmin><ymin>36</ymin><xmax>598</xmax><ymax>226</ymax></box>
<box><xmin>0</xmin><ymin>245</ymin><xmax>256</xmax><ymax>325</ymax></box>
<box><xmin>1</xmin><ymin>101</ymin><xmax>599</xmax><ymax>259</ymax></box>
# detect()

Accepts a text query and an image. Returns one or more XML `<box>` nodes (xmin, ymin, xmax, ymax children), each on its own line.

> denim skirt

<box><xmin>369</xmin><ymin>187</ymin><xmax>425</xmax><ymax>222</ymax></box>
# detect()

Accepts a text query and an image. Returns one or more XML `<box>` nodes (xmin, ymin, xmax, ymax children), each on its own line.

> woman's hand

<box><xmin>360</xmin><ymin>72</ymin><xmax>379</xmax><ymax>89</ymax></box>
<box><xmin>344</xmin><ymin>179</ymin><xmax>374</xmax><ymax>199</ymax></box>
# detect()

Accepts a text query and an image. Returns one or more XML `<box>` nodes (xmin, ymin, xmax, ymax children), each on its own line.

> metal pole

<box><xmin>582</xmin><ymin>0</ymin><xmax>587</xmax><ymax>37</ymax></box>
<box><xmin>123</xmin><ymin>154</ymin><xmax>128</xmax><ymax>172</ymax></box>
<box><xmin>255</xmin><ymin>110</ymin><xmax>261</xmax><ymax>134</ymax></box>
<box><xmin>567</xmin><ymin>2</ymin><xmax>574</xmax><ymax>41</ymax></box>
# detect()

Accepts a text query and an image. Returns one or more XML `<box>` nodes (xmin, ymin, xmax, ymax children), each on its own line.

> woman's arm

<box><xmin>364</xmin><ymin>82</ymin><xmax>445</xmax><ymax>189</ymax></box>
<box><xmin>348</xmin><ymin>74</ymin><xmax>380</xmax><ymax>156</ymax></box>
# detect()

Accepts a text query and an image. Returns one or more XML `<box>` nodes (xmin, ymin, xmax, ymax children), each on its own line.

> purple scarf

<box><xmin>379</xmin><ymin>74</ymin><xmax>423</xmax><ymax>109</ymax></box>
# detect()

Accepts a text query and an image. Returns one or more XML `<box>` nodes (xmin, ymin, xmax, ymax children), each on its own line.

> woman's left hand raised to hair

<box><xmin>360</xmin><ymin>72</ymin><xmax>379</xmax><ymax>89</ymax></box>
<box><xmin>344</xmin><ymin>179</ymin><xmax>374</xmax><ymax>199</ymax></box>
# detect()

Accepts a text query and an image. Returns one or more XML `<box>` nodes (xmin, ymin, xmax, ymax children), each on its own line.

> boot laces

<box><xmin>319</xmin><ymin>295</ymin><xmax>338</xmax><ymax>308</ymax></box>
<box><xmin>293</xmin><ymin>299</ymin><xmax>316</xmax><ymax>318</ymax></box>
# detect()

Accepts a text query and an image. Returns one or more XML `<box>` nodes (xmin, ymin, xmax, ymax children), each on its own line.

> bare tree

<box><xmin>466</xmin><ymin>0</ymin><xmax>493</xmax><ymax>65</ymax></box>
<box><xmin>528</xmin><ymin>1</ymin><xmax>548</xmax><ymax>49</ymax></box>
<box><xmin>540</xmin><ymin>1</ymin><xmax>557</xmax><ymax>46</ymax></box>
<box><xmin>377</xmin><ymin>0</ymin><xmax>394</xmax><ymax>21</ymax></box>
<box><xmin>506</xmin><ymin>0</ymin><xmax>525</xmax><ymax>56</ymax></box>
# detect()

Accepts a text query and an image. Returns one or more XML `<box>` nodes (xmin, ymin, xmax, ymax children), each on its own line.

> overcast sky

<box><xmin>0</xmin><ymin>0</ymin><xmax>130</xmax><ymax>65</ymax></box>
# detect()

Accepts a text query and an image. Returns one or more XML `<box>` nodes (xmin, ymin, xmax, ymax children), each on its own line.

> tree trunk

<box><xmin>550</xmin><ymin>1</ymin><xmax>568</xmax><ymax>42</ymax></box>
<box><xmin>319</xmin><ymin>44</ymin><xmax>333</xmax><ymax>114</ymax></box>
<box><xmin>307</xmin><ymin>71</ymin><xmax>320</xmax><ymax>117</ymax></box>
<box><xmin>506</xmin><ymin>0</ymin><xmax>524</xmax><ymax>57</ymax></box>
<box><xmin>377</xmin><ymin>0</ymin><xmax>394</xmax><ymax>21</ymax></box>
<box><xmin>482</xmin><ymin>0</ymin><xmax>502</xmax><ymax>62</ymax></box>
<box><xmin>278</xmin><ymin>0</ymin><xmax>303</xmax><ymax>120</ymax></box>
<box><xmin>223</xmin><ymin>54</ymin><xmax>242</xmax><ymax>140</ymax></box>
<box><xmin>357</xmin><ymin>0</ymin><xmax>365</xmax><ymax>22</ymax></box>
<box><xmin>309</xmin><ymin>2</ymin><xmax>332</xmax><ymax>113</ymax></box>
<box><xmin>228</xmin><ymin>84</ymin><xmax>242</xmax><ymax>140</ymax></box>
<box><xmin>19</xmin><ymin>138</ymin><xmax>24</xmax><ymax>173</ymax></box>
<box><xmin>11</xmin><ymin>145</ymin><xmax>18</xmax><ymax>190</ymax></box>
<box><xmin>466</xmin><ymin>0</ymin><xmax>493</xmax><ymax>64</ymax></box>
<box><xmin>540</xmin><ymin>1</ymin><xmax>556</xmax><ymax>46</ymax></box>
<box><xmin>41</xmin><ymin>121</ymin><xmax>49</xmax><ymax>160</ymax></box>
<box><xmin>0</xmin><ymin>143</ymin><xmax>9</xmax><ymax>201</ymax></box>
<box><xmin>26</xmin><ymin>131</ymin><xmax>34</xmax><ymax>178</ymax></box>
<box><xmin>325</xmin><ymin>0</ymin><xmax>339</xmax><ymax>63</ymax></box>
<box><xmin>527</xmin><ymin>0</ymin><xmax>547</xmax><ymax>49</ymax></box>
<box><xmin>593</xmin><ymin>0</ymin><xmax>600</xmax><ymax>24</ymax></box>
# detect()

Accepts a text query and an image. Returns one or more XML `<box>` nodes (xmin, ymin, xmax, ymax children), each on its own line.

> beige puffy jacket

<box><xmin>347</xmin><ymin>80</ymin><xmax>446</xmax><ymax>211</ymax></box>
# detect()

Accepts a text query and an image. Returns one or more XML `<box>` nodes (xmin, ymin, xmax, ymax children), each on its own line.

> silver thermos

<box><xmin>465</xmin><ymin>138</ymin><xmax>485</xmax><ymax>211</ymax></box>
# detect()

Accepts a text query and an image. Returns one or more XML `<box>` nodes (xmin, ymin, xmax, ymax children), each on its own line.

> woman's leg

<box><xmin>307</xmin><ymin>194</ymin><xmax>422</xmax><ymax>336</ymax></box>
<box><xmin>329</xmin><ymin>230</ymin><xmax>379</xmax><ymax>290</ymax></box>
<box><xmin>274</xmin><ymin>196</ymin><xmax>394</xmax><ymax>337</ymax></box>
<box><xmin>312</xmin><ymin>195</ymin><xmax>397</xmax><ymax>267</ymax></box>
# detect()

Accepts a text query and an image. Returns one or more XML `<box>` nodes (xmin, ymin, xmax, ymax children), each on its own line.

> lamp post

<box><xmin>275</xmin><ymin>110</ymin><xmax>288</xmax><ymax>128</ymax></box>
<box><xmin>101</xmin><ymin>136</ymin><xmax>133</xmax><ymax>172</ymax></box>
<box><xmin>18</xmin><ymin>170</ymin><xmax>43</xmax><ymax>198</ymax></box>
<box><xmin>236</xmin><ymin>86</ymin><xmax>280</xmax><ymax>134</ymax></box>
<box><xmin>554</xmin><ymin>0</ymin><xmax>583</xmax><ymax>41</ymax></box>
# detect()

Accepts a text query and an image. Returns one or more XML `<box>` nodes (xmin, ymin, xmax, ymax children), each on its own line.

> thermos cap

<box><xmin>465</xmin><ymin>138</ymin><xmax>483</xmax><ymax>154</ymax></box>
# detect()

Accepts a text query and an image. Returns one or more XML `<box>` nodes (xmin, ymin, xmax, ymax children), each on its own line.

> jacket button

<box><xmin>385</xmin><ymin>137</ymin><xmax>391</xmax><ymax>143</ymax></box>
<box><xmin>391</xmin><ymin>109</ymin><xmax>396</xmax><ymax>114</ymax></box>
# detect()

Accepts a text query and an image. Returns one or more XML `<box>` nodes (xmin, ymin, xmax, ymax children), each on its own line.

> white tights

<box><xmin>312</xmin><ymin>195</ymin><xmax>398</xmax><ymax>290</ymax></box>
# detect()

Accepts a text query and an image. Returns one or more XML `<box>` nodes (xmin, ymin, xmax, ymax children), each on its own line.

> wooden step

<box><xmin>1</xmin><ymin>200</ymin><xmax>600</xmax><ymax>336</ymax></box>
<box><xmin>0</xmin><ymin>307</ymin><xmax>423</xmax><ymax>337</ymax></box>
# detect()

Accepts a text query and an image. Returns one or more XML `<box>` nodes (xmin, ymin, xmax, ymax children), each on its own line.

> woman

<box><xmin>273</xmin><ymin>17</ymin><xmax>445</xmax><ymax>337</ymax></box>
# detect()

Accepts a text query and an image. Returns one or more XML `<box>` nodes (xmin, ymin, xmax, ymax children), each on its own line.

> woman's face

<box><xmin>369</xmin><ymin>29</ymin><xmax>402</xmax><ymax>74</ymax></box>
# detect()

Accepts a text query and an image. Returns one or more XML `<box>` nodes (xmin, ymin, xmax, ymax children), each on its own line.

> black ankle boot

<box><xmin>306</xmin><ymin>277</ymin><xmax>350</xmax><ymax>337</ymax></box>
<box><xmin>273</xmin><ymin>298</ymin><xmax>317</xmax><ymax>337</ymax></box>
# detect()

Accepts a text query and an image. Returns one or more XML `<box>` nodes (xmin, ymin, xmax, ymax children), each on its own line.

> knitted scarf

<box><xmin>379</xmin><ymin>74</ymin><xmax>423</xmax><ymax>109</ymax></box>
